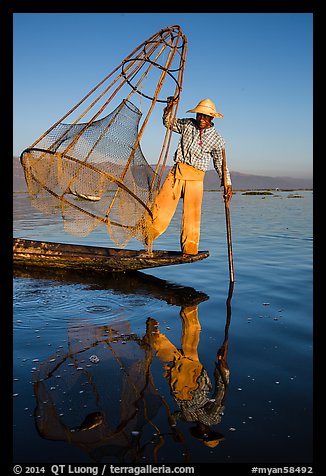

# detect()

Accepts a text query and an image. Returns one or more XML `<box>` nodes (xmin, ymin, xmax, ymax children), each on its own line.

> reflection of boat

<box><xmin>13</xmin><ymin>238</ymin><xmax>209</xmax><ymax>273</ymax></box>
<box><xmin>13</xmin><ymin>264</ymin><xmax>209</xmax><ymax>307</ymax></box>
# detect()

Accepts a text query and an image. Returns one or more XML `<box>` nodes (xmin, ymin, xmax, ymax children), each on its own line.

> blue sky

<box><xmin>13</xmin><ymin>12</ymin><xmax>313</xmax><ymax>178</ymax></box>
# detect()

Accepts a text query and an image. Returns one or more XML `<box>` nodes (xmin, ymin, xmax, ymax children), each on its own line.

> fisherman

<box><xmin>149</xmin><ymin>98</ymin><xmax>233</xmax><ymax>256</ymax></box>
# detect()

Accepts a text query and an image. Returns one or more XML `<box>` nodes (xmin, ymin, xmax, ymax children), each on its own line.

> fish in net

<box><xmin>20</xmin><ymin>25</ymin><xmax>188</xmax><ymax>251</ymax></box>
<box><xmin>21</xmin><ymin>100</ymin><xmax>157</xmax><ymax>246</ymax></box>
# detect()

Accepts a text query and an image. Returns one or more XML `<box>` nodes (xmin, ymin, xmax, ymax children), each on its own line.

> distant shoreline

<box><xmin>13</xmin><ymin>156</ymin><xmax>313</xmax><ymax>193</ymax></box>
<box><xmin>13</xmin><ymin>187</ymin><xmax>313</xmax><ymax>194</ymax></box>
<box><xmin>204</xmin><ymin>188</ymin><xmax>313</xmax><ymax>192</ymax></box>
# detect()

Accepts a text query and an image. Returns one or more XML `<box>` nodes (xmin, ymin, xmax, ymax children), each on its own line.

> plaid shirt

<box><xmin>163</xmin><ymin>110</ymin><xmax>232</xmax><ymax>186</ymax></box>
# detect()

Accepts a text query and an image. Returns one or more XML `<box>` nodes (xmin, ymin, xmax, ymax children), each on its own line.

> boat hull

<box><xmin>13</xmin><ymin>238</ymin><xmax>209</xmax><ymax>273</ymax></box>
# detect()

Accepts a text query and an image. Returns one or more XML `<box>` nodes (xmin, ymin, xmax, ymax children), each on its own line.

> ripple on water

<box><xmin>13</xmin><ymin>277</ymin><xmax>130</xmax><ymax>331</ymax></box>
<box><xmin>85</xmin><ymin>305</ymin><xmax>113</xmax><ymax>313</ymax></box>
<box><xmin>13</xmin><ymin>276</ymin><xmax>159</xmax><ymax>332</ymax></box>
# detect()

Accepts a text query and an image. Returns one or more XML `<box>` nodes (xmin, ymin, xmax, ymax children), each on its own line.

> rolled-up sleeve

<box><xmin>163</xmin><ymin>109</ymin><xmax>187</xmax><ymax>134</ymax></box>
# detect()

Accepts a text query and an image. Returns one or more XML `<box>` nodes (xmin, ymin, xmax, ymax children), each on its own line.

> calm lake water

<box><xmin>13</xmin><ymin>190</ymin><xmax>313</xmax><ymax>467</ymax></box>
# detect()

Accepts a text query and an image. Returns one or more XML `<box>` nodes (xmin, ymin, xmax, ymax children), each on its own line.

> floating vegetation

<box><xmin>242</xmin><ymin>191</ymin><xmax>274</xmax><ymax>196</ymax></box>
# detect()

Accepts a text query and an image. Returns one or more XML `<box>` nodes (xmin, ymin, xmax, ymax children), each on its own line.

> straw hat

<box><xmin>187</xmin><ymin>98</ymin><xmax>224</xmax><ymax>118</ymax></box>
<box><xmin>203</xmin><ymin>438</ymin><xmax>224</xmax><ymax>448</ymax></box>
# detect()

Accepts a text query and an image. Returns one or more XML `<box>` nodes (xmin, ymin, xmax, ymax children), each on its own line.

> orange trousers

<box><xmin>151</xmin><ymin>163</ymin><xmax>205</xmax><ymax>254</ymax></box>
<box><xmin>145</xmin><ymin>305</ymin><xmax>203</xmax><ymax>401</ymax></box>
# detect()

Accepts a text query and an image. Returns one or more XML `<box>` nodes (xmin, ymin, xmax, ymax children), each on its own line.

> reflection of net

<box><xmin>20</xmin><ymin>25</ymin><xmax>187</xmax><ymax>248</ymax></box>
<box><xmin>21</xmin><ymin>100</ymin><xmax>156</xmax><ymax>246</ymax></box>
<box><xmin>32</xmin><ymin>322</ymin><xmax>163</xmax><ymax>463</ymax></box>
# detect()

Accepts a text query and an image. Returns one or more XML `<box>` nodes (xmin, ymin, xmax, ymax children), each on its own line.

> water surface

<box><xmin>13</xmin><ymin>190</ymin><xmax>313</xmax><ymax>465</ymax></box>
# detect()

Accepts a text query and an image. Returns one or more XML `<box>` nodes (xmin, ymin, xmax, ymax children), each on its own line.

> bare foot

<box><xmin>137</xmin><ymin>250</ymin><xmax>154</xmax><ymax>258</ymax></box>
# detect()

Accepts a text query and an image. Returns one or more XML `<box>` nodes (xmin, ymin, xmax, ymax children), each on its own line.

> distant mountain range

<box><xmin>13</xmin><ymin>156</ymin><xmax>312</xmax><ymax>192</ymax></box>
<box><xmin>159</xmin><ymin>165</ymin><xmax>313</xmax><ymax>191</ymax></box>
<box><xmin>204</xmin><ymin>169</ymin><xmax>312</xmax><ymax>190</ymax></box>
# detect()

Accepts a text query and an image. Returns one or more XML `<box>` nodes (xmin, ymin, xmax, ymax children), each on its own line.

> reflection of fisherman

<box><xmin>31</xmin><ymin>278</ymin><xmax>232</xmax><ymax>461</ymax></box>
<box><xmin>29</xmin><ymin>276</ymin><xmax>212</xmax><ymax>463</ymax></box>
<box><xmin>144</xmin><ymin>304</ymin><xmax>229</xmax><ymax>448</ymax></box>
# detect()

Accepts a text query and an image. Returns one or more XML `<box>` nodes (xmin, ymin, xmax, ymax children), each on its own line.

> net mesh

<box><xmin>20</xmin><ymin>25</ymin><xmax>187</xmax><ymax>249</ymax></box>
<box><xmin>21</xmin><ymin>100</ymin><xmax>157</xmax><ymax>246</ymax></box>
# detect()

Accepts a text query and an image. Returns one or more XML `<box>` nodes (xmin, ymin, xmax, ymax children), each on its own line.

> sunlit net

<box><xmin>20</xmin><ymin>25</ymin><xmax>187</xmax><ymax>249</ymax></box>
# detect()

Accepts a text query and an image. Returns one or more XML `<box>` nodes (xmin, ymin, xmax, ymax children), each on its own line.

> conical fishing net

<box><xmin>20</xmin><ymin>25</ymin><xmax>187</xmax><ymax>249</ymax></box>
<box><xmin>21</xmin><ymin>100</ymin><xmax>156</xmax><ymax>246</ymax></box>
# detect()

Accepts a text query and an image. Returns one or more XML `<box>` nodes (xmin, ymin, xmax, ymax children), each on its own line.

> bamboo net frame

<box><xmin>20</xmin><ymin>25</ymin><xmax>188</xmax><ymax>248</ymax></box>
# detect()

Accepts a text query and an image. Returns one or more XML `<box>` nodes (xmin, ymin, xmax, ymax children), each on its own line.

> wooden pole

<box><xmin>222</xmin><ymin>149</ymin><xmax>235</xmax><ymax>283</ymax></box>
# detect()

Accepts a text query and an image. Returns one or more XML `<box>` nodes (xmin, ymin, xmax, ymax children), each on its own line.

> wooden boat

<box><xmin>13</xmin><ymin>238</ymin><xmax>209</xmax><ymax>273</ymax></box>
